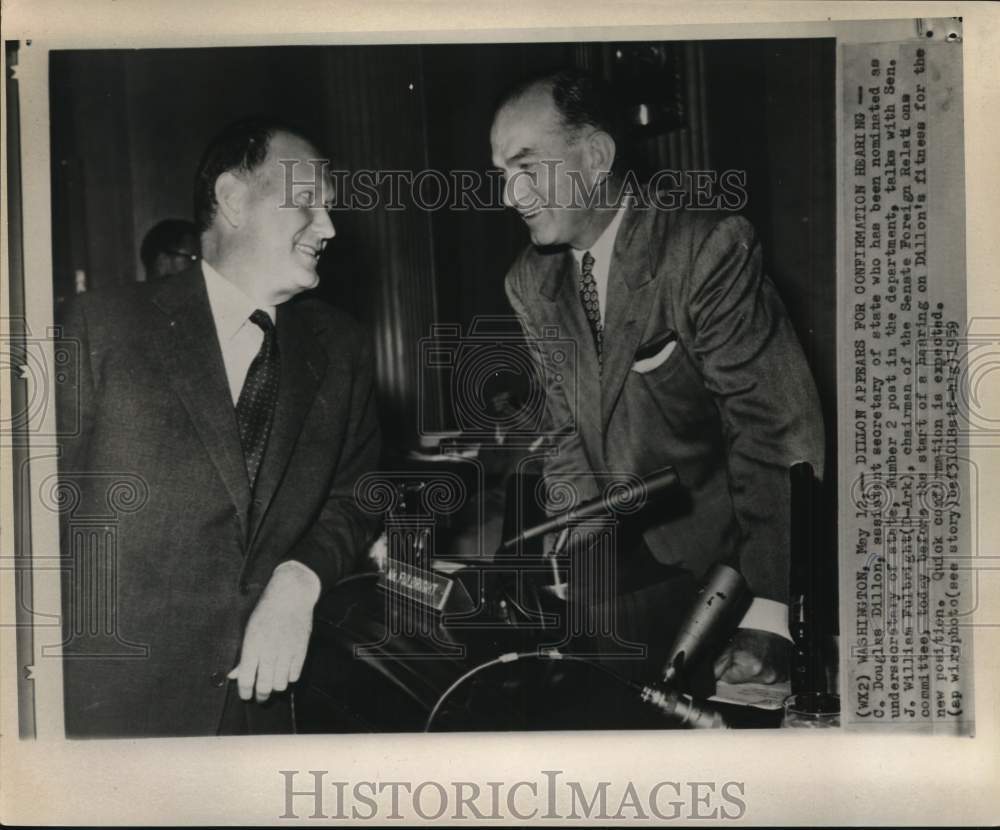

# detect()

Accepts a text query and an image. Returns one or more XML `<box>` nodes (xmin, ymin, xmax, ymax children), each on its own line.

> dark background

<box><xmin>49</xmin><ymin>40</ymin><xmax>837</xmax><ymax>620</ymax></box>
<box><xmin>49</xmin><ymin>41</ymin><xmax>834</xmax><ymax>444</ymax></box>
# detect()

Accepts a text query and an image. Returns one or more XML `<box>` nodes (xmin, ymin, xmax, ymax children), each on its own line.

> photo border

<box><xmin>2</xmin><ymin>2</ymin><xmax>998</xmax><ymax>825</ymax></box>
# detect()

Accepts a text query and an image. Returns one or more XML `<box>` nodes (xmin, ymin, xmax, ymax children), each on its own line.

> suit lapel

<box><xmin>150</xmin><ymin>267</ymin><xmax>252</xmax><ymax>535</ymax></box>
<box><xmin>246</xmin><ymin>300</ymin><xmax>328</xmax><ymax>547</ymax></box>
<box><xmin>601</xmin><ymin>201</ymin><xmax>656</xmax><ymax>430</ymax></box>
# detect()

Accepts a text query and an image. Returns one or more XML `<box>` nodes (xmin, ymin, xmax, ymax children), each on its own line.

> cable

<box><xmin>422</xmin><ymin>650</ymin><xmax>727</xmax><ymax>732</ymax></box>
<box><xmin>332</xmin><ymin>571</ymin><xmax>382</xmax><ymax>587</ymax></box>
<box><xmin>424</xmin><ymin>651</ymin><xmax>522</xmax><ymax>732</ymax></box>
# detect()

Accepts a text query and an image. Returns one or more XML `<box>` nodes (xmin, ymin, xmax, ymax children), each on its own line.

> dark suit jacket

<box><xmin>56</xmin><ymin>266</ymin><xmax>380</xmax><ymax>737</ymax></box>
<box><xmin>505</xmin><ymin>206</ymin><xmax>824</xmax><ymax>603</ymax></box>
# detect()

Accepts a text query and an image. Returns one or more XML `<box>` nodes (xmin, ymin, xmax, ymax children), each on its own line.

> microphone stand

<box><xmin>500</xmin><ymin>466</ymin><xmax>682</xmax><ymax>603</ymax></box>
<box><xmin>499</xmin><ymin>466</ymin><xmax>734</xmax><ymax>727</ymax></box>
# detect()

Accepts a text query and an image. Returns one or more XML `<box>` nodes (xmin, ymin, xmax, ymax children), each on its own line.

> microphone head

<box><xmin>661</xmin><ymin>563</ymin><xmax>751</xmax><ymax>685</ymax></box>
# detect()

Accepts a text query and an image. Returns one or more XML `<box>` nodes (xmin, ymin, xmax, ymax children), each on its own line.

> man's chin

<box><xmin>297</xmin><ymin>270</ymin><xmax>320</xmax><ymax>294</ymax></box>
<box><xmin>273</xmin><ymin>269</ymin><xmax>320</xmax><ymax>304</ymax></box>
<box><xmin>295</xmin><ymin>258</ymin><xmax>321</xmax><ymax>283</ymax></box>
<box><xmin>527</xmin><ymin>226</ymin><xmax>556</xmax><ymax>247</ymax></box>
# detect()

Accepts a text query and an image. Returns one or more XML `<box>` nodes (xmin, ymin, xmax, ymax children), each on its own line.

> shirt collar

<box><xmin>202</xmin><ymin>258</ymin><xmax>276</xmax><ymax>342</ymax></box>
<box><xmin>571</xmin><ymin>195</ymin><xmax>630</xmax><ymax>266</ymax></box>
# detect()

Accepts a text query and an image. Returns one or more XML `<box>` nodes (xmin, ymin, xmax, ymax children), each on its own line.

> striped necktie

<box><xmin>235</xmin><ymin>309</ymin><xmax>280</xmax><ymax>488</ymax></box>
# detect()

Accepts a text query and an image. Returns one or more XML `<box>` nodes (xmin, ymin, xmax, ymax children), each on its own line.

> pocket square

<box><xmin>631</xmin><ymin>339</ymin><xmax>678</xmax><ymax>373</ymax></box>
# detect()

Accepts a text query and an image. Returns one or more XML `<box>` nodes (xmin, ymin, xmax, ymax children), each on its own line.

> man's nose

<box><xmin>313</xmin><ymin>207</ymin><xmax>336</xmax><ymax>240</ymax></box>
<box><xmin>504</xmin><ymin>171</ymin><xmax>535</xmax><ymax>210</ymax></box>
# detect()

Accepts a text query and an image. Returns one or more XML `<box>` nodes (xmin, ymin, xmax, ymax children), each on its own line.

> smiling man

<box><xmin>491</xmin><ymin>69</ymin><xmax>825</xmax><ymax>686</ymax></box>
<box><xmin>57</xmin><ymin>118</ymin><xmax>381</xmax><ymax>737</ymax></box>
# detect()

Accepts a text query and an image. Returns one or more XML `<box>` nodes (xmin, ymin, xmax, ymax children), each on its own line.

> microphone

<box><xmin>660</xmin><ymin>562</ymin><xmax>751</xmax><ymax>687</ymax></box>
<box><xmin>500</xmin><ymin>466</ymin><xmax>680</xmax><ymax>550</ymax></box>
<box><xmin>789</xmin><ymin>461</ymin><xmax>825</xmax><ymax>696</ymax></box>
<box><xmin>638</xmin><ymin>684</ymin><xmax>729</xmax><ymax>729</ymax></box>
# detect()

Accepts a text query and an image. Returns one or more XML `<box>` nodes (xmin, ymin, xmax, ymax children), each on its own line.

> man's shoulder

<box><xmin>636</xmin><ymin>199</ymin><xmax>755</xmax><ymax>250</ymax></box>
<box><xmin>503</xmin><ymin>204</ymin><xmax>758</xmax><ymax>302</ymax></box>
<box><xmin>623</xmin><ymin>201</ymin><xmax>756</xmax><ymax>281</ymax></box>
<box><xmin>57</xmin><ymin>280</ymin><xmax>156</xmax><ymax>336</ymax></box>
<box><xmin>285</xmin><ymin>295</ymin><xmax>369</xmax><ymax>353</ymax></box>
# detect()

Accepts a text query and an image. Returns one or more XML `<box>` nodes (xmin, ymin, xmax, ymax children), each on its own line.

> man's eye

<box><xmin>294</xmin><ymin>191</ymin><xmax>315</xmax><ymax>207</ymax></box>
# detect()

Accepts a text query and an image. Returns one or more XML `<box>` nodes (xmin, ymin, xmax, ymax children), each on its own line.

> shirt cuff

<box><xmin>738</xmin><ymin>597</ymin><xmax>791</xmax><ymax>641</ymax></box>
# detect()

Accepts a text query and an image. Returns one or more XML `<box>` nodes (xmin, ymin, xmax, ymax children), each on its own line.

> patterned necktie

<box><xmin>235</xmin><ymin>309</ymin><xmax>280</xmax><ymax>488</ymax></box>
<box><xmin>578</xmin><ymin>250</ymin><xmax>603</xmax><ymax>366</ymax></box>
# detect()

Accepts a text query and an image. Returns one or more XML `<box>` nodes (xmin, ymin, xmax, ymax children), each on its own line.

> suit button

<box><xmin>239</xmin><ymin>580</ymin><xmax>249</xmax><ymax>595</ymax></box>
<box><xmin>210</xmin><ymin>671</ymin><xmax>226</xmax><ymax>688</ymax></box>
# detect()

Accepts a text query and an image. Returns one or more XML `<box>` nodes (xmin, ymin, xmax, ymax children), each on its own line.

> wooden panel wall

<box><xmin>318</xmin><ymin>46</ymin><xmax>439</xmax><ymax>444</ymax></box>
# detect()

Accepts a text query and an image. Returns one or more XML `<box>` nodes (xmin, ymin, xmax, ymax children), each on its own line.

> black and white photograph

<box><xmin>1</xmin><ymin>1</ymin><xmax>997</xmax><ymax>825</ymax></box>
<box><xmin>45</xmin><ymin>36</ymin><xmax>839</xmax><ymax>739</ymax></box>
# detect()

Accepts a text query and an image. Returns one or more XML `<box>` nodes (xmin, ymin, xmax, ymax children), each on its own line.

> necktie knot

<box><xmin>250</xmin><ymin>309</ymin><xmax>274</xmax><ymax>333</ymax></box>
<box><xmin>581</xmin><ymin>250</ymin><xmax>595</xmax><ymax>276</ymax></box>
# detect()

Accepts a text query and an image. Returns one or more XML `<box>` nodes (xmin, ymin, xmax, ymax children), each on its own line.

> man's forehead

<box><xmin>268</xmin><ymin>130</ymin><xmax>321</xmax><ymax>160</ymax></box>
<box><xmin>491</xmin><ymin>89</ymin><xmax>567</xmax><ymax>160</ymax></box>
<box><xmin>261</xmin><ymin>132</ymin><xmax>334</xmax><ymax>192</ymax></box>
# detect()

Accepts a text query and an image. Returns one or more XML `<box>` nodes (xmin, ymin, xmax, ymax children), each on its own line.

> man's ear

<box><xmin>586</xmin><ymin>130</ymin><xmax>617</xmax><ymax>181</ymax></box>
<box><xmin>214</xmin><ymin>171</ymin><xmax>248</xmax><ymax>228</ymax></box>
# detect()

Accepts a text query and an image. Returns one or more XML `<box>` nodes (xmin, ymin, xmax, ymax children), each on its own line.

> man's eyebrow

<box><xmin>494</xmin><ymin>147</ymin><xmax>535</xmax><ymax>169</ymax></box>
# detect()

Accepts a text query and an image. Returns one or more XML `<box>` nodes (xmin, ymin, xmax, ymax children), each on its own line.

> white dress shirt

<box><xmin>570</xmin><ymin>202</ymin><xmax>790</xmax><ymax>641</ymax></box>
<box><xmin>202</xmin><ymin>259</ymin><xmax>276</xmax><ymax>404</ymax></box>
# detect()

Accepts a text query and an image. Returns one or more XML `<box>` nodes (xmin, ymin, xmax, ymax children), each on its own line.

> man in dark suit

<box><xmin>490</xmin><ymin>69</ymin><xmax>824</xmax><ymax>684</ymax></box>
<box><xmin>57</xmin><ymin>118</ymin><xmax>380</xmax><ymax>736</ymax></box>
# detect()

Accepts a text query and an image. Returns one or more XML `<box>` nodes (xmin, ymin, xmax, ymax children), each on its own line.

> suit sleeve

<box><xmin>685</xmin><ymin>216</ymin><xmax>824</xmax><ymax>602</ymax></box>
<box><xmin>505</xmin><ymin>263</ymin><xmax>601</xmax><ymax>513</ymax></box>
<box><xmin>283</xmin><ymin>334</ymin><xmax>382</xmax><ymax>592</ymax></box>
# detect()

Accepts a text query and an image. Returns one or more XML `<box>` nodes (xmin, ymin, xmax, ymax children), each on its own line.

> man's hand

<box><xmin>713</xmin><ymin>628</ymin><xmax>790</xmax><ymax>684</ymax></box>
<box><xmin>228</xmin><ymin>561</ymin><xmax>321</xmax><ymax>702</ymax></box>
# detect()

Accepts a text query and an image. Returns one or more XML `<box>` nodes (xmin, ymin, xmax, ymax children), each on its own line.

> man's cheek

<box><xmin>531</xmin><ymin>216</ymin><xmax>554</xmax><ymax>242</ymax></box>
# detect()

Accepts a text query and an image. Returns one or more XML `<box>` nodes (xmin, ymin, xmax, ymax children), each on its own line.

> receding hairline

<box><xmin>492</xmin><ymin>82</ymin><xmax>580</xmax><ymax>147</ymax></box>
<box><xmin>494</xmin><ymin>80</ymin><xmax>557</xmax><ymax>123</ymax></box>
<box><xmin>252</xmin><ymin>130</ymin><xmax>324</xmax><ymax>173</ymax></box>
<box><xmin>493</xmin><ymin>79</ymin><xmax>602</xmax><ymax>148</ymax></box>
<box><xmin>238</xmin><ymin>130</ymin><xmax>328</xmax><ymax>193</ymax></box>
<box><xmin>268</xmin><ymin>128</ymin><xmax>323</xmax><ymax>155</ymax></box>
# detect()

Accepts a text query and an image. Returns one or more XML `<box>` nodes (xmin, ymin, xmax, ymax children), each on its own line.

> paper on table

<box><xmin>710</xmin><ymin>680</ymin><xmax>791</xmax><ymax>711</ymax></box>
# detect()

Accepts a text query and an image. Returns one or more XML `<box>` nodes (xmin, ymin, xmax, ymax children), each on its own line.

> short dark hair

<box><xmin>193</xmin><ymin>116</ymin><xmax>313</xmax><ymax>233</ymax></box>
<box><xmin>496</xmin><ymin>67</ymin><xmax>620</xmax><ymax>144</ymax></box>
<box><xmin>139</xmin><ymin>218</ymin><xmax>199</xmax><ymax>272</ymax></box>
